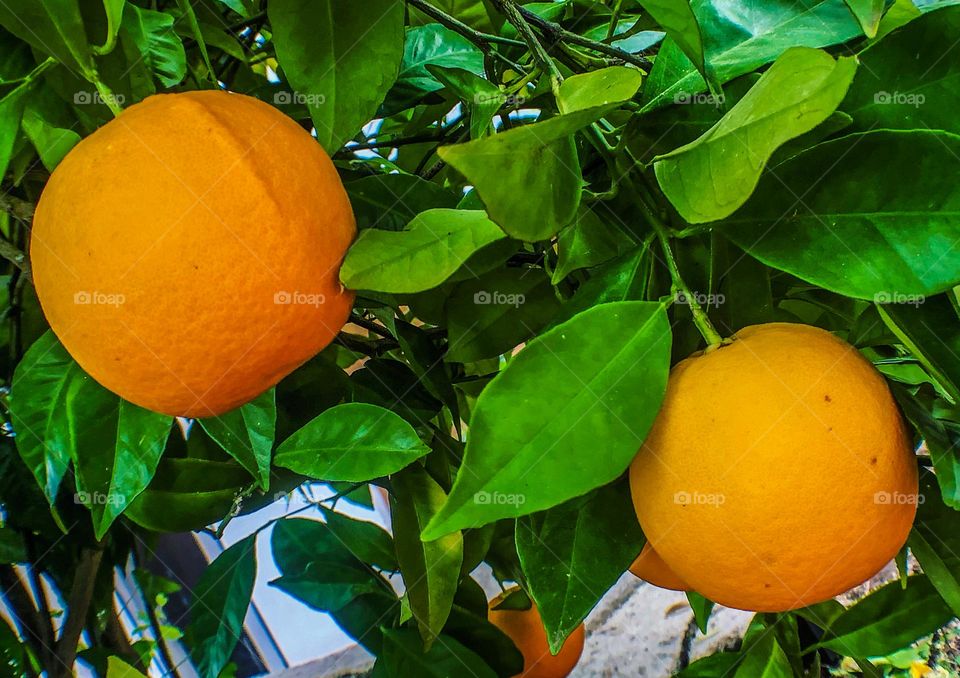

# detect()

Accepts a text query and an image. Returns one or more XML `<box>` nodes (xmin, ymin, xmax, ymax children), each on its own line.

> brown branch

<box><xmin>53</xmin><ymin>546</ymin><xmax>104</xmax><ymax>677</ymax></box>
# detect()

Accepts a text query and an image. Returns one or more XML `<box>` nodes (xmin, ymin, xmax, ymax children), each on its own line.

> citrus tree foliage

<box><xmin>0</xmin><ymin>1</ymin><xmax>959</xmax><ymax>676</ymax></box>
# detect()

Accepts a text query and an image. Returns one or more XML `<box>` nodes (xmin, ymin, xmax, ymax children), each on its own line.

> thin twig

<box><xmin>407</xmin><ymin>0</ymin><xmax>524</xmax><ymax>48</ymax></box>
<box><xmin>54</xmin><ymin>546</ymin><xmax>105</xmax><ymax>677</ymax></box>
<box><xmin>489</xmin><ymin>0</ymin><xmax>563</xmax><ymax>97</ymax></box>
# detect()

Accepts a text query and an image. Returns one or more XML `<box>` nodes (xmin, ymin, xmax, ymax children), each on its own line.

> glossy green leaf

<box><xmin>446</xmin><ymin>267</ymin><xmax>561</xmax><ymax>363</ymax></box>
<box><xmin>106</xmin><ymin>657</ymin><xmax>145</xmax><ymax>677</ymax></box>
<box><xmin>119</xmin><ymin>4</ymin><xmax>187</xmax><ymax>87</ymax></box>
<box><xmin>346</xmin><ymin>174</ymin><xmax>458</xmax><ymax>231</ymax></box>
<box><xmin>273</xmin><ymin>402</ymin><xmax>430</xmax><ymax>481</ymax></box>
<box><xmin>443</xmin><ymin>599</ymin><xmax>525</xmax><ymax>676</ymax></box>
<box><xmin>393</xmin><ymin>468</ymin><xmax>463</xmax><ymax>646</ymax></box>
<box><xmin>722</xmin><ymin>130</ymin><xmax>960</xmax><ymax>299</ymax></box>
<box><xmin>200</xmin><ymin>389</ymin><xmax>276</xmax><ymax>490</ymax></box>
<box><xmin>386</xmin><ymin>24</ymin><xmax>484</xmax><ymax>113</ymax></box>
<box><xmin>844</xmin><ymin>0</ymin><xmax>885</xmax><ymax>36</ymax></box>
<box><xmin>641</xmin><ymin>0</ymin><xmax>861</xmax><ymax>111</ymax></box>
<box><xmin>816</xmin><ymin>576</ymin><xmax>953</xmax><ymax>657</ymax></box>
<box><xmin>422</xmin><ymin>302</ymin><xmax>671</xmax><ymax>538</ymax></box>
<box><xmin>910</xmin><ymin>469</ymin><xmax>960</xmax><ymax>617</ymax></box>
<box><xmin>0</xmin><ymin>1</ymin><xmax>95</xmax><ymax>76</ymax></box>
<box><xmin>877</xmin><ymin>295</ymin><xmax>960</xmax><ymax>403</ymax></box>
<box><xmin>376</xmin><ymin>628</ymin><xmax>497</xmax><ymax>678</ymax></box>
<box><xmin>654</xmin><ymin>47</ymin><xmax>857</xmax><ymax>223</ymax></box>
<box><xmin>0</xmin><ymin>87</ymin><xmax>27</xmax><ymax>179</ymax></box>
<box><xmin>634</xmin><ymin>0</ymin><xmax>715</xmax><ymax>93</ymax></box>
<box><xmin>319</xmin><ymin>506</ymin><xmax>398</xmax><ymax>571</ymax></box>
<box><xmin>552</xmin><ymin>208</ymin><xmax>633</xmax><ymax>284</ymax></box>
<box><xmin>428</xmin><ymin>65</ymin><xmax>503</xmax><ymax>139</ymax></box>
<box><xmin>686</xmin><ymin>592</ymin><xmax>715</xmax><ymax>634</ymax></box>
<box><xmin>21</xmin><ymin>105</ymin><xmax>80</xmax><ymax>171</ymax></box>
<box><xmin>341</xmin><ymin>209</ymin><xmax>506</xmax><ymax>293</ymax></box>
<box><xmin>516</xmin><ymin>477</ymin><xmax>644</xmax><ymax>652</ymax></box>
<box><xmin>440</xmin><ymin>110</ymin><xmax>614</xmax><ymax>241</ymax></box>
<box><xmin>269</xmin><ymin>0</ymin><xmax>404</xmax><ymax>152</ymax></box>
<box><xmin>676</xmin><ymin>652</ymin><xmax>740</xmax><ymax>678</ymax></box>
<box><xmin>843</xmin><ymin>6</ymin><xmax>960</xmax><ymax>134</ymax></box>
<box><xmin>187</xmin><ymin>536</ymin><xmax>257</xmax><ymax>678</ymax></box>
<box><xmin>734</xmin><ymin>632</ymin><xmax>792</xmax><ymax>678</ymax></box>
<box><xmin>553</xmin><ymin>245</ymin><xmax>653</xmax><ymax>325</ymax></box>
<box><xmin>557</xmin><ymin>66</ymin><xmax>643</xmax><ymax>114</ymax></box>
<box><xmin>9</xmin><ymin>332</ymin><xmax>172</xmax><ymax>537</ymax></box>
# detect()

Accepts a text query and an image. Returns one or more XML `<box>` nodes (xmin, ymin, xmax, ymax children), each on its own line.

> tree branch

<box><xmin>0</xmin><ymin>565</ymin><xmax>55</xmax><ymax>670</ymax></box>
<box><xmin>53</xmin><ymin>546</ymin><xmax>104</xmax><ymax>677</ymax></box>
<box><xmin>407</xmin><ymin>0</ymin><xmax>525</xmax><ymax>49</ymax></box>
<box><xmin>489</xmin><ymin>0</ymin><xmax>563</xmax><ymax>96</ymax></box>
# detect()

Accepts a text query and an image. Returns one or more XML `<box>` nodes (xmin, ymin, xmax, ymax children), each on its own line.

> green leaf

<box><xmin>96</xmin><ymin>0</ymin><xmax>126</xmax><ymax>54</ymax></box>
<box><xmin>443</xmin><ymin>599</ymin><xmax>525</xmax><ymax>676</ymax></box>
<box><xmin>439</xmin><ymin>109</ymin><xmax>614</xmax><ymax>241</ymax></box>
<box><xmin>21</xmin><ymin>105</ymin><xmax>80</xmax><ymax>171</ymax></box>
<box><xmin>641</xmin><ymin>0</ymin><xmax>861</xmax><ymax>111</ymax></box>
<box><xmin>552</xmin><ymin>208</ymin><xmax>633</xmax><ymax>284</ymax></box>
<box><xmin>676</xmin><ymin>652</ymin><xmax>740</xmax><ymax>678</ymax></box>
<box><xmin>876</xmin><ymin>295</ymin><xmax>960</xmax><ymax>404</ymax></box>
<box><xmin>422</xmin><ymin>302</ymin><xmax>671</xmax><ymax>538</ymax></box>
<box><xmin>0</xmin><ymin>1</ymin><xmax>95</xmax><ymax>76</ymax></box>
<box><xmin>516</xmin><ymin>477</ymin><xmax>644</xmax><ymax>653</ymax></box>
<box><xmin>10</xmin><ymin>332</ymin><xmax>172</xmax><ymax>537</ymax></box>
<box><xmin>843</xmin><ymin>6</ymin><xmax>960</xmax><ymax>134</ymax></box>
<box><xmin>187</xmin><ymin>536</ymin><xmax>257</xmax><ymax>678</ymax></box>
<box><xmin>106</xmin><ymin>657</ymin><xmax>145</xmax><ymax>677</ymax></box>
<box><xmin>445</xmin><ymin>267</ymin><xmax>561</xmax><ymax>363</ymax></box>
<box><xmin>346</xmin><ymin>174</ymin><xmax>458</xmax><ymax>231</ymax></box>
<box><xmin>340</xmin><ymin>209</ymin><xmax>506</xmax><ymax>293</ymax></box>
<box><xmin>376</xmin><ymin>628</ymin><xmax>497</xmax><ymax>678</ymax></box>
<box><xmin>722</xmin><ymin>130</ymin><xmax>960</xmax><ymax>299</ymax></box>
<box><xmin>553</xmin><ymin>245</ymin><xmax>653</xmax><ymax>325</ymax></box>
<box><xmin>654</xmin><ymin>47</ymin><xmax>857</xmax><ymax>224</ymax></box>
<box><xmin>200</xmin><ymin>389</ymin><xmax>276</xmax><ymax>490</ymax></box>
<box><xmin>816</xmin><ymin>575</ymin><xmax>953</xmax><ymax>657</ymax></box>
<box><xmin>269</xmin><ymin>0</ymin><xmax>404</xmax><ymax>152</ymax></box>
<box><xmin>392</xmin><ymin>468</ymin><xmax>463</xmax><ymax>647</ymax></box>
<box><xmin>910</xmin><ymin>469</ymin><xmax>960</xmax><ymax>618</ymax></box>
<box><xmin>386</xmin><ymin>24</ymin><xmax>484</xmax><ymax>113</ymax></box>
<box><xmin>319</xmin><ymin>506</ymin><xmax>398</xmax><ymax>571</ymax></box>
<box><xmin>174</xmin><ymin>0</ymin><xmax>215</xmax><ymax>78</ymax></box>
<box><xmin>273</xmin><ymin>402</ymin><xmax>430</xmax><ymax>481</ymax></box>
<box><xmin>734</xmin><ymin>632</ymin><xmax>792</xmax><ymax>678</ymax></box>
<box><xmin>272</xmin><ymin>516</ymin><xmax>366</xmax><ymax>574</ymax></box>
<box><xmin>844</xmin><ymin>0</ymin><xmax>885</xmax><ymax>36</ymax></box>
<box><xmin>557</xmin><ymin>66</ymin><xmax>643</xmax><ymax>114</ymax></box>
<box><xmin>71</xmin><ymin>397</ymin><xmax>172</xmax><ymax>539</ymax></box>
<box><xmin>634</xmin><ymin>1</ymin><xmax>716</xmax><ymax>93</ymax></box>
<box><xmin>686</xmin><ymin>592</ymin><xmax>714</xmax><ymax>634</ymax></box>
<box><xmin>428</xmin><ymin>65</ymin><xmax>503</xmax><ymax>139</ymax></box>
<box><xmin>119</xmin><ymin>4</ymin><xmax>187</xmax><ymax>87</ymax></box>
<box><xmin>0</xmin><ymin>87</ymin><xmax>27</xmax><ymax>180</ymax></box>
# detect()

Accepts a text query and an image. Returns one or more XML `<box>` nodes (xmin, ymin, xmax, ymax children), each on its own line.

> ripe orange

<box><xmin>489</xmin><ymin>588</ymin><xmax>584</xmax><ymax>678</ymax></box>
<box><xmin>629</xmin><ymin>544</ymin><xmax>690</xmax><ymax>591</ymax></box>
<box><xmin>31</xmin><ymin>91</ymin><xmax>355</xmax><ymax>417</ymax></box>
<box><xmin>630</xmin><ymin>323</ymin><xmax>918</xmax><ymax>612</ymax></box>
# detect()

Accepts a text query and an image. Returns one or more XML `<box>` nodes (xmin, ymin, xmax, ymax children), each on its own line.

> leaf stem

<box><xmin>490</xmin><ymin>0</ymin><xmax>564</xmax><ymax>98</ymax></box>
<box><xmin>92</xmin><ymin>78</ymin><xmax>124</xmax><ymax>117</ymax></box>
<box><xmin>629</xmin><ymin>176</ymin><xmax>724</xmax><ymax>347</ymax></box>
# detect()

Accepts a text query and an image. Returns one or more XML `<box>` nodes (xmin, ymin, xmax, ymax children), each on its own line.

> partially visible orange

<box><xmin>630</xmin><ymin>323</ymin><xmax>918</xmax><ymax>612</ymax></box>
<box><xmin>629</xmin><ymin>544</ymin><xmax>690</xmax><ymax>591</ymax></box>
<box><xmin>31</xmin><ymin>90</ymin><xmax>355</xmax><ymax>417</ymax></box>
<box><xmin>489</xmin><ymin>587</ymin><xmax>584</xmax><ymax>678</ymax></box>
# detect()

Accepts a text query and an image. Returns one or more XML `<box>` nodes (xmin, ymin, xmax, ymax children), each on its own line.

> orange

<box><xmin>630</xmin><ymin>323</ymin><xmax>918</xmax><ymax>612</ymax></box>
<box><xmin>629</xmin><ymin>544</ymin><xmax>690</xmax><ymax>591</ymax></box>
<box><xmin>489</xmin><ymin>588</ymin><xmax>584</xmax><ymax>678</ymax></box>
<box><xmin>31</xmin><ymin>91</ymin><xmax>355</xmax><ymax>417</ymax></box>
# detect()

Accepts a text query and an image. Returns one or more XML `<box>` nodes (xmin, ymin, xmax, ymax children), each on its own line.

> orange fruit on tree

<box><xmin>629</xmin><ymin>544</ymin><xmax>690</xmax><ymax>592</ymax></box>
<box><xmin>630</xmin><ymin>323</ymin><xmax>918</xmax><ymax>612</ymax></box>
<box><xmin>489</xmin><ymin>587</ymin><xmax>584</xmax><ymax>678</ymax></box>
<box><xmin>31</xmin><ymin>90</ymin><xmax>355</xmax><ymax>417</ymax></box>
